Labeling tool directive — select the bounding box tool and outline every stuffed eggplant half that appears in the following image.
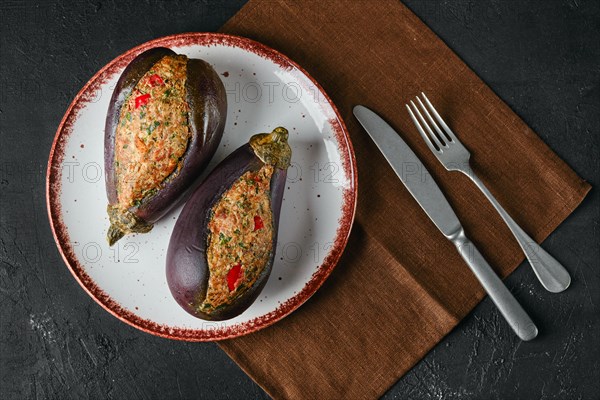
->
[166,127,291,320]
[105,47,226,245]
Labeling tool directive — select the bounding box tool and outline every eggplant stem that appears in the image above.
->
[106,205,153,246]
[107,225,126,247]
[249,127,291,169]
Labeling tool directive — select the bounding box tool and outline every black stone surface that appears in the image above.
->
[0,1,598,399]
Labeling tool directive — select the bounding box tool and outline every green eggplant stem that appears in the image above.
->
[249,127,291,169]
[106,205,153,246]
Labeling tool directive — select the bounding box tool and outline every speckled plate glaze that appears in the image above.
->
[47,33,357,341]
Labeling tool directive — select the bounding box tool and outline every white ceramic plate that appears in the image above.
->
[47,33,357,341]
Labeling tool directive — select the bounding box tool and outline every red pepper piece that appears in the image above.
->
[253,215,264,231]
[149,74,164,87]
[227,264,243,292]
[135,93,151,109]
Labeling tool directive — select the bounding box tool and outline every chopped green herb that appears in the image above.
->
[147,120,160,135]
[218,232,232,246]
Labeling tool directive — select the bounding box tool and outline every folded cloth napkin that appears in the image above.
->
[218,1,591,398]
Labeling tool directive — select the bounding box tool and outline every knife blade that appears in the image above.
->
[353,105,538,341]
[353,105,461,238]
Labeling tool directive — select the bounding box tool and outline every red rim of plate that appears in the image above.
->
[46,32,358,341]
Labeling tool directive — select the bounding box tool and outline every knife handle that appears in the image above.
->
[450,229,538,341]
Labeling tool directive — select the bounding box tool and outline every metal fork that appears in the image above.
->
[406,92,571,293]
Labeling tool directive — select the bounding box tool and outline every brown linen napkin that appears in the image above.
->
[218,1,591,398]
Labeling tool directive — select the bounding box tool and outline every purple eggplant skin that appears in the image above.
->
[166,128,290,321]
[104,48,227,245]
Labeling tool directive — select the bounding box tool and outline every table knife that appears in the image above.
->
[353,105,538,341]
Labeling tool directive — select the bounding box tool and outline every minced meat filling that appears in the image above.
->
[201,165,275,313]
[114,54,191,208]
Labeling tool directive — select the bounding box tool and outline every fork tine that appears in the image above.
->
[409,100,445,151]
[405,104,440,153]
[416,96,447,146]
[421,92,458,142]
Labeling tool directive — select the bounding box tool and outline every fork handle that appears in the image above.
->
[466,170,571,293]
[450,229,538,341]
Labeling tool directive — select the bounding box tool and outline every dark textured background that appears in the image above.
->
[0,1,598,399]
